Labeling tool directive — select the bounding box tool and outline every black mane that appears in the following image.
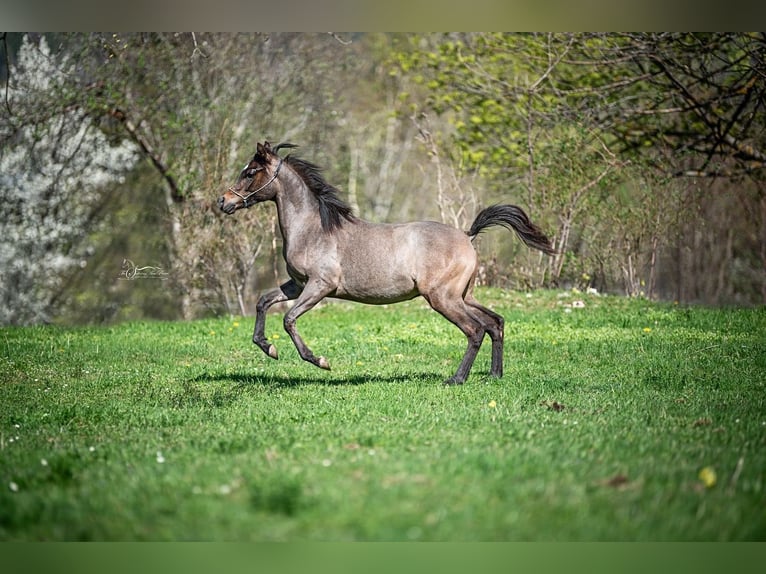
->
[285,155,356,232]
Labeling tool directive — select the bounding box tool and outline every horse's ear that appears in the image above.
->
[255,142,268,163]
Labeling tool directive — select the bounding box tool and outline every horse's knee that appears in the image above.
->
[283,313,297,334]
[256,293,278,315]
[256,298,269,314]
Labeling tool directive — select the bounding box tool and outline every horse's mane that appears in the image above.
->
[284,155,356,232]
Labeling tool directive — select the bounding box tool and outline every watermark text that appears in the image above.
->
[118,259,170,280]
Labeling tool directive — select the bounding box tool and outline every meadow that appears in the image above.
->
[1,289,764,540]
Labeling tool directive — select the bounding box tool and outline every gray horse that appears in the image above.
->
[218,141,555,384]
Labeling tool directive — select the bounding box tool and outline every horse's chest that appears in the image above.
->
[283,239,337,284]
[282,244,308,282]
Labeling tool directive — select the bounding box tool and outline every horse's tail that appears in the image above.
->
[467,204,557,255]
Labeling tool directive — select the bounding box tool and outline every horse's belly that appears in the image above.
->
[335,272,419,304]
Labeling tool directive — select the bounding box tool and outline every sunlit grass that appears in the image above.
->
[1,289,765,540]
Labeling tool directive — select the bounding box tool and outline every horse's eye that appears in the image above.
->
[246,167,263,177]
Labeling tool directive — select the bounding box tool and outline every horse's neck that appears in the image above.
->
[274,170,322,242]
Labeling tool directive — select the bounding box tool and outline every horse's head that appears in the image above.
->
[218,141,293,214]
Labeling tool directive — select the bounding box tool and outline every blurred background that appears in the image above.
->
[1,32,765,325]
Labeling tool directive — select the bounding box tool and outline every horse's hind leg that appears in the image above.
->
[253,279,302,360]
[465,294,505,378]
[425,291,487,385]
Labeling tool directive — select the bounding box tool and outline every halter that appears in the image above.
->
[228,157,284,208]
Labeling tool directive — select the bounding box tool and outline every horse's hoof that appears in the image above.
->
[268,344,279,360]
[442,377,464,386]
[318,356,331,370]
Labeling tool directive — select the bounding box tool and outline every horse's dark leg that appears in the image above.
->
[447,331,485,385]
[252,280,302,360]
[282,280,334,371]
[465,295,505,378]
[425,293,487,385]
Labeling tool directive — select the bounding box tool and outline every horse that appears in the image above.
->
[218,141,555,385]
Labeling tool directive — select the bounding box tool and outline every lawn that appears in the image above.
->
[1,288,764,540]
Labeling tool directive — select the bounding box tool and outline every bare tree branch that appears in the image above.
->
[109,107,183,203]
[1,33,12,117]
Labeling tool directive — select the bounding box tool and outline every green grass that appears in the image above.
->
[1,289,765,540]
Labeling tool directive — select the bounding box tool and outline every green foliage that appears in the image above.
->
[393,33,766,301]
[1,290,764,540]
[395,34,582,181]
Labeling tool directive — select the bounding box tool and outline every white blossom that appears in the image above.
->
[0,35,138,324]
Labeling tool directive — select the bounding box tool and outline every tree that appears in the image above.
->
[395,33,766,301]
[569,33,766,301]
[0,35,138,324]
[576,33,766,179]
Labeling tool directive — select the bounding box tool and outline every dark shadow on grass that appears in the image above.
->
[188,370,438,389]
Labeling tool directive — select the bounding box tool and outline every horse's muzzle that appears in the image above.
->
[218,196,237,215]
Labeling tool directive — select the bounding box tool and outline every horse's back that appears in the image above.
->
[350,219,474,265]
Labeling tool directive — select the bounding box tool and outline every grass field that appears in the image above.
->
[1,288,764,540]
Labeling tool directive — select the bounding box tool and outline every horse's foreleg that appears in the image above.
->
[253,280,302,360]
[283,280,334,371]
